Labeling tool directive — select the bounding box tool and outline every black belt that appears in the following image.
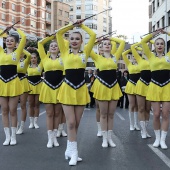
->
[28,75,42,86]
[139,70,151,86]
[0,65,18,83]
[97,69,117,88]
[151,70,170,87]
[18,73,27,80]
[64,68,85,89]
[44,70,63,90]
[129,73,140,85]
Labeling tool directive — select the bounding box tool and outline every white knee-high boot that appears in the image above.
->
[53,129,59,147]
[61,123,67,137]
[102,131,108,148]
[68,141,78,166]
[107,130,116,147]
[65,140,82,162]
[34,117,39,129]
[97,122,102,137]
[10,127,17,145]
[134,112,140,130]
[129,112,134,131]
[47,130,53,148]
[3,127,10,146]
[153,130,160,147]
[145,120,151,138]
[29,117,34,129]
[160,131,168,149]
[16,121,25,135]
[140,121,147,139]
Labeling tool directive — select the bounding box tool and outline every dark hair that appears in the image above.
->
[31,52,37,57]
[50,40,57,46]
[7,32,20,43]
[101,39,112,48]
[71,31,83,40]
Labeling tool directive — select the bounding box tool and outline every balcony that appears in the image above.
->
[46,6,51,13]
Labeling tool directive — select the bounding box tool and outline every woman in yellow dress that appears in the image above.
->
[16,49,31,135]
[27,53,43,129]
[90,37,125,148]
[131,43,151,139]
[0,27,26,145]
[38,35,64,148]
[56,21,96,166]
[123,49,140,131]
[141,29,170,149]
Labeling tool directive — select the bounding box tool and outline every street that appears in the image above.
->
[0,104,170,170]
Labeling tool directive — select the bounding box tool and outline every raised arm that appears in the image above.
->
[15,29,26,58]
[89,49,100,62]
[38,35,55,60]
[131,42,142,63]
[56,24,74,54]
[111,40,117,55]
[23,49,31,67]
[80,24,96,57]
[122,49,131,66]
[110,37,125,60]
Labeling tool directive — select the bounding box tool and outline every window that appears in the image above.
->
[69,15,73,20]
[85,14,97,20]
[162,16,165,27]
[59,9,62,15]
[42,23,45,29]
[157,21,159,28]
[1,14,5,21]
[2,1,5,8]
[65,21,69,25]
[12,16,15,23]
[77,6,81,10]
[22,6,25,13]
[157,0,159,7]
[86,24,97,30]
[76,15,81,19]
[59,20,62,26]
[21,18,25,25]
[65,11,69,18]
[31,21,36,27]
[31,0,37,5]
[168,11,170,26]
[70,6,73,11]
[12,4,16,11]
[42,11,45,18]
[152,25,155,31]
[42,0,45,7]
[152,1,155,13]
[103,26,107,32]
[103,18,107,23]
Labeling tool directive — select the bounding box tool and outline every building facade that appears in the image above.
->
[149,0,170,51]
[0,0,69,38]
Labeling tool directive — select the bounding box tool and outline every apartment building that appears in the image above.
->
[0,0,69,38]
[149,0,170,51]
[63,0,112,68]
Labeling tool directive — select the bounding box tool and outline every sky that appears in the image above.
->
[111,0,149,44]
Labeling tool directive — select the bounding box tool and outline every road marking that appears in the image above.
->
[39,111,46,116]
[148,144,170,168]
[115,112,125,120]
[0,107,21,116]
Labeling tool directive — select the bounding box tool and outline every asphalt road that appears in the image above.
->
[0,104,170,170]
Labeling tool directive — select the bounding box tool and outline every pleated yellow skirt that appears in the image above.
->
[92,79,122,101]
[0,77,23,97]
[39,83,60,104]
[57,82,90,105]
[146,82,170,101]
[135,80,149,97]
[20,78,31,93]
[29,82,42,95]
[90,79,97,93]
[125,81,136,95]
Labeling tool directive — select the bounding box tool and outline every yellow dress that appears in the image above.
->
[123,49,140,95]
[90,38,125,101]
[131,43,151,97]
[90,40,117,94]
[17,49,31,93]
[27,63,43,95]
[0,29,26,97]
[141,34,170,101]
[56,24,96,105]
[38,35,64,104]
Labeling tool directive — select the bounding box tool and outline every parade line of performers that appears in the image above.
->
[0,20,170,166]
